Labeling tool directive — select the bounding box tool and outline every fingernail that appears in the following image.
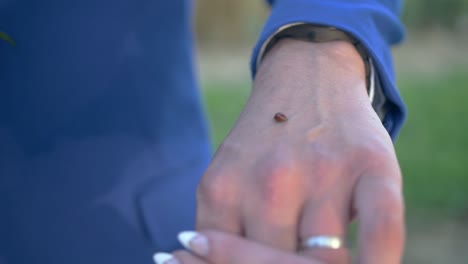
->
[178,231,210,256]
[153,252,180,264]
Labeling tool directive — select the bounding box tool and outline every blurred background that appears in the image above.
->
[195,1,468,263]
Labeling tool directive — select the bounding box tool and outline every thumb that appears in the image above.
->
[175,230,321,264]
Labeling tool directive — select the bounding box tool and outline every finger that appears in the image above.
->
[153,250,207,264]
[242,162,304,250]
[299,194,351,264]
[196,167,242,234]
[177,230,321,264]
[173,250,207,264]
[153,250,209,264]
[354,175,405,264]
[242,203,300,251]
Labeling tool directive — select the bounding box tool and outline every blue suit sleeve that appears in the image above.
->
[252,0,406,139]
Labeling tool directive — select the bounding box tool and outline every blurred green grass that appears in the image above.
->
[202,71,468,215]
[398,71,468,215]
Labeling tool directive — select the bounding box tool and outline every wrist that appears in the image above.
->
[252,39,370,117]
[259,38,366,84]
[227,39,386,148]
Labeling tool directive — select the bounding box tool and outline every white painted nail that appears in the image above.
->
[178,231,210,256]
[178,231,199,249]
[153,252,179,264]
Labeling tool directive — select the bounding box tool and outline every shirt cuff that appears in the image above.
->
[250,1,406,140]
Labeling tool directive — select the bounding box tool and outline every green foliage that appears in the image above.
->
[397,71,468,215]
[202,82,249,147]
[0,31,15,46]
[402,0,468,29]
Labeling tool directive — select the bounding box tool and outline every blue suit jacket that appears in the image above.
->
[0,1,404,263]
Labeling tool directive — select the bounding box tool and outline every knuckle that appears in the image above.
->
[367,138,395,158]
[352,137,400,172]
[197,170,237,207]
[254,155,303,207]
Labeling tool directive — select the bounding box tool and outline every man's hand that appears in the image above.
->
[196,39,404,263]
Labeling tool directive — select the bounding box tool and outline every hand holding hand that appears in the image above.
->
[195,40,404,263]
[154,230,323,264]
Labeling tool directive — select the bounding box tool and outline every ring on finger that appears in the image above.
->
[301,235,345,250]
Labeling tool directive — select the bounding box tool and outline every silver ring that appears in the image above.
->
[301,235,345,250]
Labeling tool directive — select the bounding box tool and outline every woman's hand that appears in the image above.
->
[154,230,328,264]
